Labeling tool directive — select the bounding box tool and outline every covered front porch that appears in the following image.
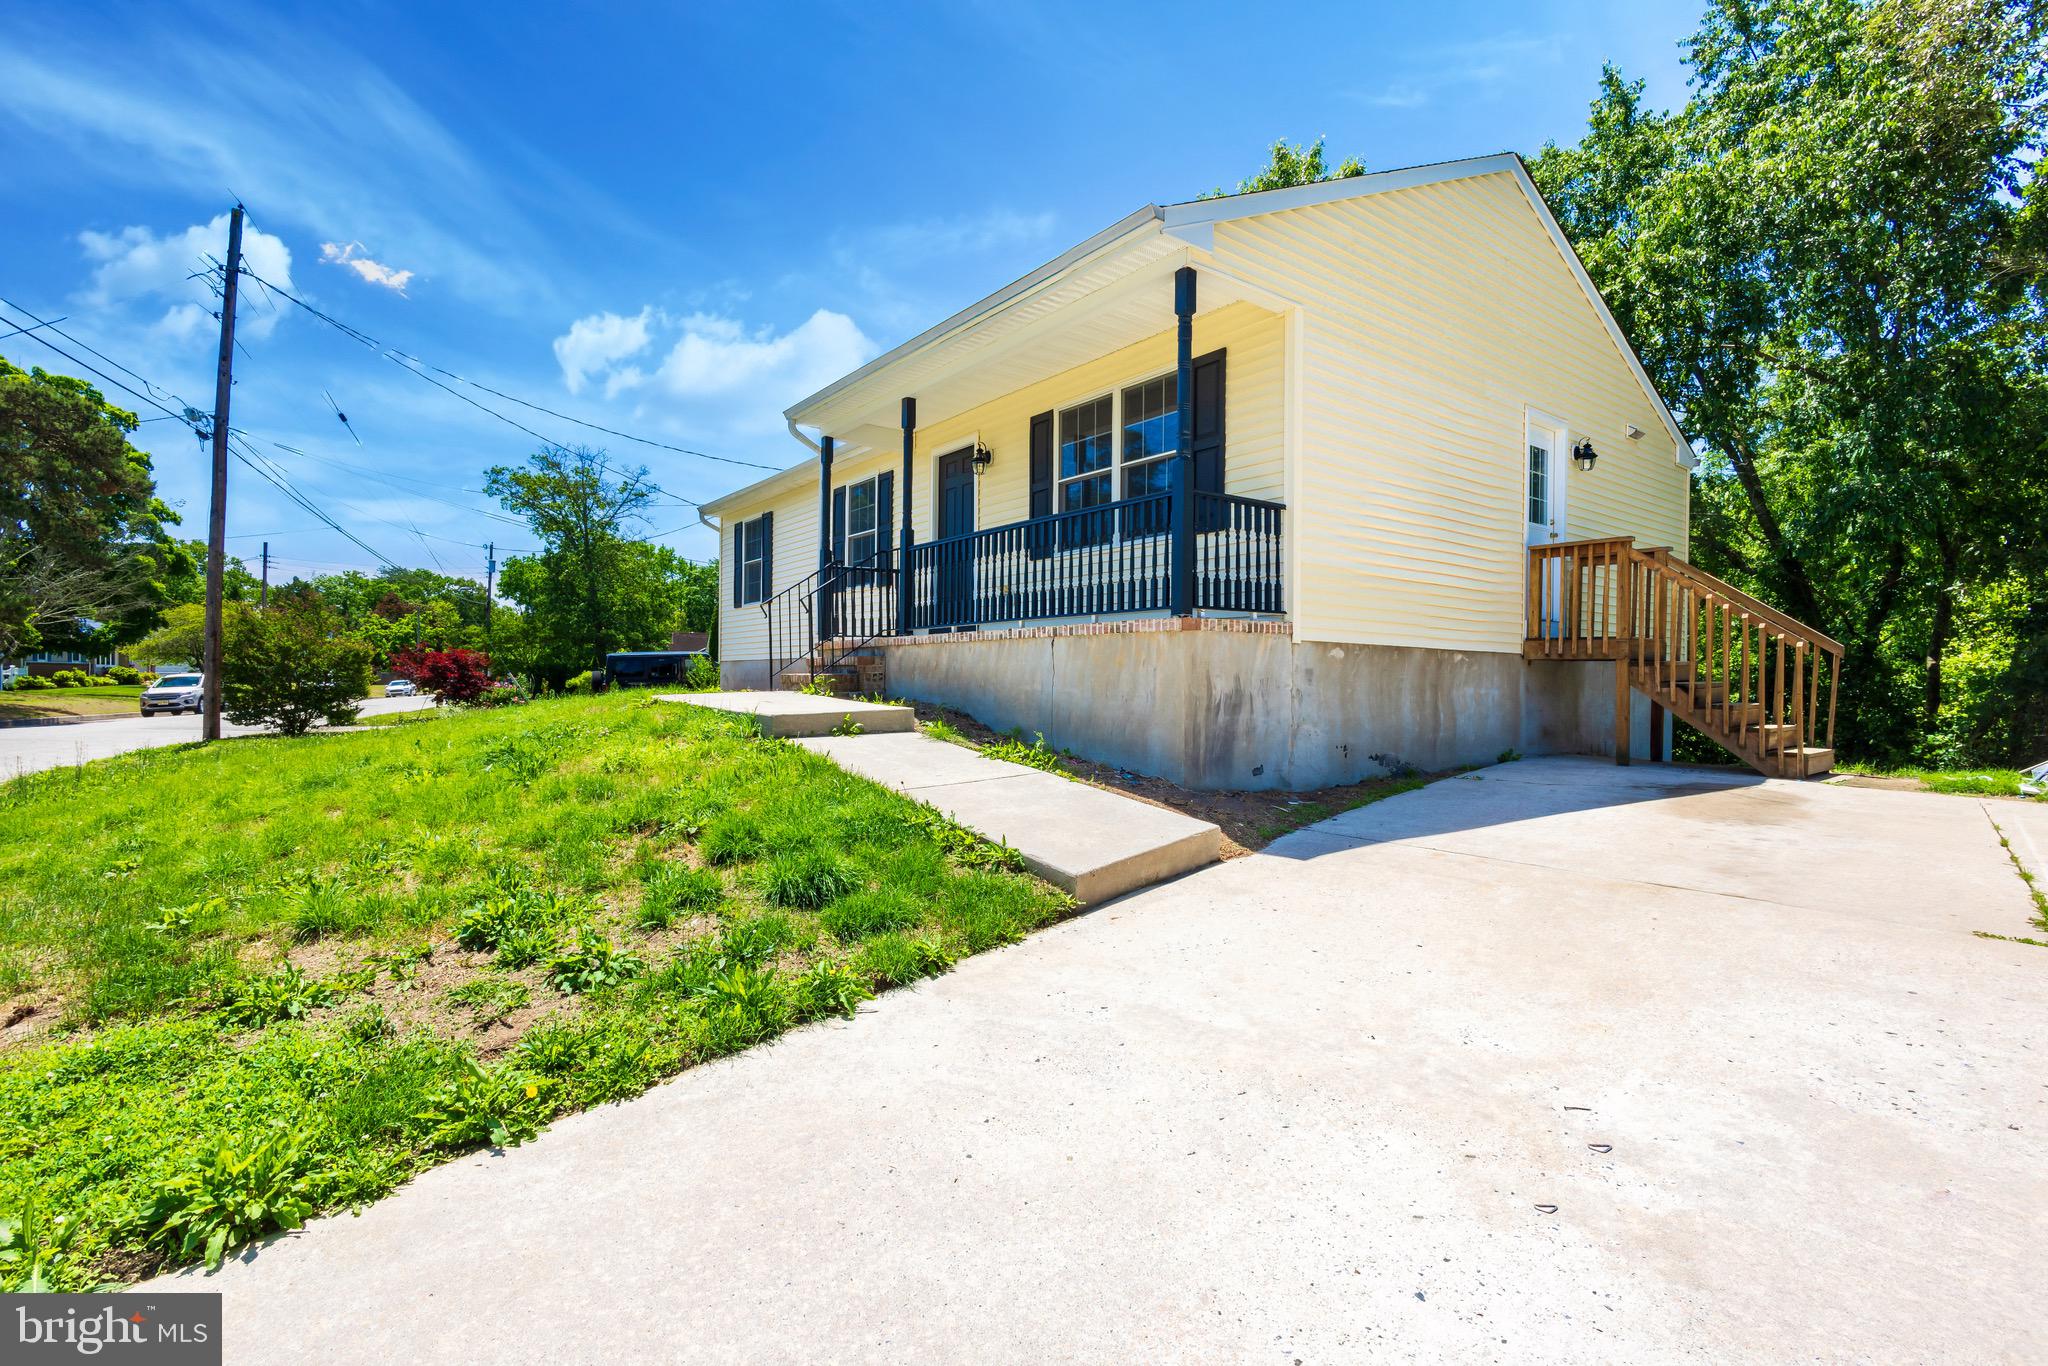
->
[769,235,1296,685]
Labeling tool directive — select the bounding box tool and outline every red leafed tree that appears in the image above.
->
[390,647,492,704]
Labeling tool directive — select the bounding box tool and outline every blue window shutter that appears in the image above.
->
[831,486,847,567]
[875,471,894,571]
[1028,410,1054,560]
[731,520,742,607]
[759,510,773,601]
[1191,349,1226,530]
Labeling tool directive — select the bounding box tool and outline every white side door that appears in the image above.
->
[1525,412,1568,634]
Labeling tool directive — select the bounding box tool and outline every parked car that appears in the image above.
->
[140,674,205,716]
[385,678,418,697]
[602,650,705,689]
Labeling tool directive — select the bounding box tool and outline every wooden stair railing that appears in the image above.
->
[1525,536,1842,779]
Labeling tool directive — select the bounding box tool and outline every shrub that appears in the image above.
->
[391,647,494,705]
[11,675,53,690]
[104,665,145,686]
[761,848,859,909]
[685,654,719,690]
[221,599,374,736]
[145,1127,317,1269]
[545,929,645,995]
[49,670,92,688]
[470,683,528,708]
[564,670,594,695]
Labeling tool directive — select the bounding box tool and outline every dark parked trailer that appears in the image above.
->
[602,651,702,689]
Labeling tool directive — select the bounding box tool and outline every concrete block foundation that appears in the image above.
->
[867,618,1659,791]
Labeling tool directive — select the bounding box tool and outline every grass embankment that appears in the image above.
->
[1833,762,2040,798]
[0,693,1068,1287]
[0,685,142,721]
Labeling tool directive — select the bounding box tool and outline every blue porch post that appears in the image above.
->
[897,397,916,635]
[1170,266,1197,617]
[815,435,836,645]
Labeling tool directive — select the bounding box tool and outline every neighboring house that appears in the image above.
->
[12,648,138,677]
[703,154,1839,789]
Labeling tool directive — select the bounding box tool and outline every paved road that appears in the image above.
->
[159,759,2046,1363]
[0,695,435,779]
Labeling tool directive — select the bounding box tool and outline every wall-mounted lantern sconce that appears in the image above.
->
[971,441,995,475]
[1572,439,1599,473]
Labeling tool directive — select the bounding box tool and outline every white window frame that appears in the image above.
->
[1055,393,1115,514]
[738,516,767,605]
[1118,369,1180,499]
[844,474,880,567]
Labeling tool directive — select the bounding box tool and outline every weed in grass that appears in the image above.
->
[761,848,860,909]
[820,888,921,941]
[852,933,957,988]
[983,730,1067,774]
[635,864,723,929]
[920,717,965,744]
[898,802,1027,873]
[693,964,788,1051]
[145,1127,317,1269]
[413,1061,551,1150]
[339,1004,394,1044]
[286,875,364,943]
[1496,748,1522,764]
[442,976,531,1025]
[0,1189,85,1293]
[492,924,557,970]
[214,964,338,1030]
[700,813,767,866]
[545,930,645,996]
[789,960,874,1021]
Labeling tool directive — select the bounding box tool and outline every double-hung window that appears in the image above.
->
[845,476,879,569]
[1119,373,1179,498]
[1057,396,1114,546]
[739,516,767,604]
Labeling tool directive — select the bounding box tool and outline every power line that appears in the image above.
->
[233,265,779,475]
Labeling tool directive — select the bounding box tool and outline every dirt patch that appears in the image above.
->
[908,702,1441,857]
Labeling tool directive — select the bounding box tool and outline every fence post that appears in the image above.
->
[1170,266,1196,617]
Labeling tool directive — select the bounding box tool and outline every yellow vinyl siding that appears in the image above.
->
[1204,170,1688,653]
[906,300,1285,538]
[715,476,818,665]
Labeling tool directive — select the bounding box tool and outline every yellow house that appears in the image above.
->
[703,154,1840,789]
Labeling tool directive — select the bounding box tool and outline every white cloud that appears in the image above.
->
[548,307,876,442]
[1350,35,1566,110]
[655,309,874,407]
[320,241,414,293]
[552,307,657,395]
[77,213,294,339]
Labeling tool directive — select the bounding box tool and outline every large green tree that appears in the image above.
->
[1528,0,2048,764]
[486,446,698,684]
[1206,137,1364,199]
[0,358,181,655]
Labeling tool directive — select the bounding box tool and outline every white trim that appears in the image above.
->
[1503,157,1694,467]
[1161,153,1524,227]
[1524,407,1570,545]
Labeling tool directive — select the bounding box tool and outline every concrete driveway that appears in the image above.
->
[162,759,2047,1363]
[0,695,434,779]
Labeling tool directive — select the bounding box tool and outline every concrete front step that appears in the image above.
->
[797,730,1221,905]
[653,690,915,739]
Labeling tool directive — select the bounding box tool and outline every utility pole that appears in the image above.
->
[259,541,270,609]
[202,205,243,742]
[484,542,495,663]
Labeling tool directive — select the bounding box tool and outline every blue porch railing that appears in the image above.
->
[902,489,1282,632]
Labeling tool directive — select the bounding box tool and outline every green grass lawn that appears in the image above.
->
[0,685,143,720]
[1833,762,2040,797]
[0,692,1068,1288]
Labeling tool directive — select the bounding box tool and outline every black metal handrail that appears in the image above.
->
[903,489,1284,630]
[761,547,898,686]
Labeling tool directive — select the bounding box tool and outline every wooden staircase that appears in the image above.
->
[1524,537,1841,778]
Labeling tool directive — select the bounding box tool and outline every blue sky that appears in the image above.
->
[0,0,1701,582]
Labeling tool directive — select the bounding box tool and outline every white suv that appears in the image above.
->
[141,674,205,716]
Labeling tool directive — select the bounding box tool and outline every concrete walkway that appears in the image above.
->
[158,759,2047,1363]
[800,729,1220,903]
[660,692,1220,903]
